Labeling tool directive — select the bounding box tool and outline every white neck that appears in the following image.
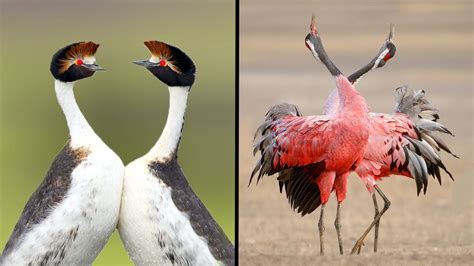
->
[55,80,97,145]
[147,86,190,162]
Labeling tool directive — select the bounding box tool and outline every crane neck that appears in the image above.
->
[319,52,341,77]
[147,86,190,162]
[55,80,97,145]
[347,61,375,85]
[311,34,342,77]
[334,75,367,112]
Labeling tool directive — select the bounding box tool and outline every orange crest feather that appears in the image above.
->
[58,42,100,74]
[143,40,182,74]
[144,41,172,59]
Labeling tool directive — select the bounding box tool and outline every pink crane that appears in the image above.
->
[250,16,371,255]
[304,22,457,255]
[251,16,457,256]
[349,86,457,254]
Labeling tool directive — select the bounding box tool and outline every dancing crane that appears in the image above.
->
[303,19,457,254]
[250,16,371,255]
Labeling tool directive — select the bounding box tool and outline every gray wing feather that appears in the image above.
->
[393,86,457,194]
[250,103,302,185]
[148,160,235,266]
[1,141,87,259]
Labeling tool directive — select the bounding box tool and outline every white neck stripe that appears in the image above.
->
[147,86,190,161]
[55,80,97,145]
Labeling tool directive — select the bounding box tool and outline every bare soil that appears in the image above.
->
[239,0,473,265]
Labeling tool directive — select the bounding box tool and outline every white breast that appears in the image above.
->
[1,144,124,265]
[118,159,218,266]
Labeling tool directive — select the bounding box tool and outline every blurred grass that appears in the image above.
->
[0,0,235,265]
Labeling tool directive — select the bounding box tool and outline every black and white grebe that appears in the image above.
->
[0,42,124,265]
[118,41,234,265]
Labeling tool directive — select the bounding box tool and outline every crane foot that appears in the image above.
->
[350,239,365,255]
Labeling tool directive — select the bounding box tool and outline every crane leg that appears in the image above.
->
[334,202,343,255]
[318,204,326,255]
[373,193,379,252]
[350,185,391,255]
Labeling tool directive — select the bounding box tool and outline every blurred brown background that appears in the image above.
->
[240,0,473,264]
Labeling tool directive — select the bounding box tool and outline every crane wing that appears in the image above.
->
[250,103,335,185]
[356,113,415,176]
[356,112,454,195]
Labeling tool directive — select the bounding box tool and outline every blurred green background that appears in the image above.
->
[0,0,234,264]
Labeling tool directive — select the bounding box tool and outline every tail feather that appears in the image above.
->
[406,138,441,165]
[417,119,454,136]
[394,86,457,159]
[404,147,427,195]
[394,86,438,121]
[423,131,459,158]
[394,86,457,194]
[277,163,324,216]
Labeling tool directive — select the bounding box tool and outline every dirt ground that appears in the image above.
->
[239,0,473,265]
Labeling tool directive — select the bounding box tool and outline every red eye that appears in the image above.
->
[383,53,391,62]
[76,59,83,65]
[159,59,167,67]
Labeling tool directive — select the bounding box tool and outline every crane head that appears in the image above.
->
[50,42,104,82]
[304,14,322,60]
[134,40,196,87]
[373,23,396,69]
[304,15,343,76]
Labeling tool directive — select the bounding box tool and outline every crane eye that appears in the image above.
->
[159,59,167,67]
[75,59,84,65]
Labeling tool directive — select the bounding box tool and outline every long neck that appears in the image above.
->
[55,80,96,142]
[315,36,365,112]
[347,61,375,84]
[334,75,366,113]
[313,35,342,77]
[323,66,368,115]
[319,52,341,77]
[315,43,358,110]
[148,86,190,162]
[348,39,393,84]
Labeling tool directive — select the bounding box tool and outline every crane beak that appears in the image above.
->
[387,23,395,42]
[133,60,157,68]
[310,14,317,35]
[82,63,105,71]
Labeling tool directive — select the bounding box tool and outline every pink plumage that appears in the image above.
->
[250,18,456,256]
[253,74,370,205]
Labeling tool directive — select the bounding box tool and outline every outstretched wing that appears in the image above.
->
[250,103,328,216]
[250,103,335,184]
[277,162,325,216]
[357,110,455,195]
[356,114,421,190]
